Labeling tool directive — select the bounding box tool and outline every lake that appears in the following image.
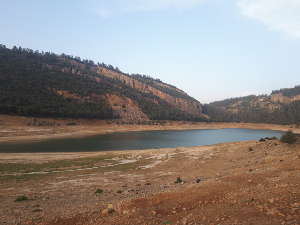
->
[0,128,284,153]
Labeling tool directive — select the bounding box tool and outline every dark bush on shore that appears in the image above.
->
[259,136,278,142]
[280,131,297,144]
[95,189,103,194]
[266,136,278,140]
[175,177,183,184]
[15,195,29,202]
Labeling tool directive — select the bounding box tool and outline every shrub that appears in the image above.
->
[15,195,29,202]
[280,131,297,144]
[175,177,183,184]
[66,122,77,126]
[265,136,278,141]
[95,189,103,194]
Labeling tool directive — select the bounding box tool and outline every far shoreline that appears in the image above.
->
[0,114,299,144]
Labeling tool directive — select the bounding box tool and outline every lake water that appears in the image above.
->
[0,128,284,153]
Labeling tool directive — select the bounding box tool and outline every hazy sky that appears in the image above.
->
[1,0,300,103]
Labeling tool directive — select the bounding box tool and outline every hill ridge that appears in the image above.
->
[0,44,205,122]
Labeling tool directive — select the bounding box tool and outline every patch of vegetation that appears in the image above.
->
[174,177,183,184]
[0,155,152,184]
[0,154,154,185]
[163,221,172,225]
[204,86,300,124]
[265,136,278,140]
[272,85,300,97]
[280,131,297,144]
[15,195,29,202]
[66,122,77,126]
[0,154,115,175]
[95,189,103,194]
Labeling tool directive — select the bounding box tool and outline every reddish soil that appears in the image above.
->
[1,138,299,225]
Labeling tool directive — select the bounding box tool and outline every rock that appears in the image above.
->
[152,210,157,216]
[286,215,293,221]
[101,208,114,216]
[32,208,43,213]
[266,207,283,216]
[107,204,114,209]
[268,198,275,204]
[182,218,188,225]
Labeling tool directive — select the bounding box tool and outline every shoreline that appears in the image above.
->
[0,140,254,163]
[0,118,299,144]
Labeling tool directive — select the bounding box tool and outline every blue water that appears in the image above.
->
[0,128,283,153]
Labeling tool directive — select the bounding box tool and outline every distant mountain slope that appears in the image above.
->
[204,86,300,124]
[0,45,205,121]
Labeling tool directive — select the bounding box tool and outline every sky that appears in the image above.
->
[1,0,300,103]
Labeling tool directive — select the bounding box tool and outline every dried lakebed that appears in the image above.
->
[1,139,299,225]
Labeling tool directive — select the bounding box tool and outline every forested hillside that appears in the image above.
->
[0,45,205,121]
[2,44,300,125]
[204,87,300,124]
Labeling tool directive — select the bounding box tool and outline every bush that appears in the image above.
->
[265,136,278,140]
[280,131,297,144]
[95,189,103,194]
[175,177,183,184]
[15,195,29,202]
[66,122,77,126]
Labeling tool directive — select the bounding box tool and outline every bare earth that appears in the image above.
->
[0,115,300,225]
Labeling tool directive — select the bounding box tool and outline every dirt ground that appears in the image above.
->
[1,137,300,225]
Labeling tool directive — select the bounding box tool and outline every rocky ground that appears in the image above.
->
[1,137,300,225]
